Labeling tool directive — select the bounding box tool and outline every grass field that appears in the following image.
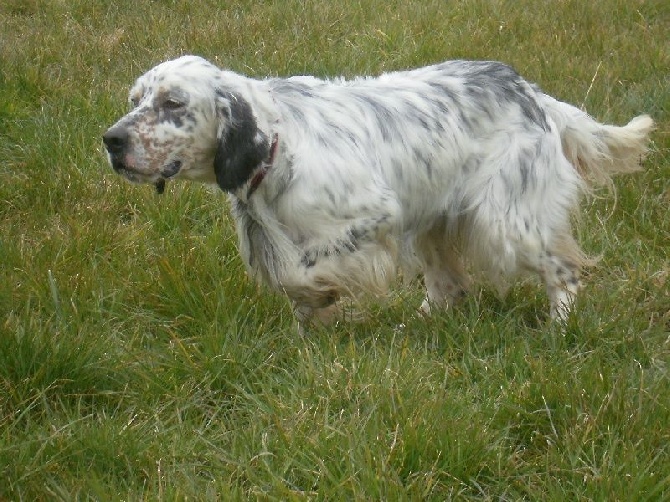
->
[1,0,668,499]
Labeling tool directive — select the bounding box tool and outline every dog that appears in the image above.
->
[103,55,653,326]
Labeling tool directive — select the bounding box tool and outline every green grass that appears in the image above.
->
[1,0,668,499]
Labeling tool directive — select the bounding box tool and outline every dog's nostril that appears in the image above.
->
[103,127,129,153]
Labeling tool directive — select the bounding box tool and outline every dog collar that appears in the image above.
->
[247,134,279,198]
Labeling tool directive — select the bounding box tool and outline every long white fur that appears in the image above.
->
[104,56,654,324]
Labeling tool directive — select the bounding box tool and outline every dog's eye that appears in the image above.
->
[164,98,184,110]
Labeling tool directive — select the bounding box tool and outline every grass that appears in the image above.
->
[1,0,668,499]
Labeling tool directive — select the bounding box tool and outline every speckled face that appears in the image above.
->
[103,56,224,189]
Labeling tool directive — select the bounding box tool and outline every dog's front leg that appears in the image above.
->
[292,302,341,334]
[278,272,342,333]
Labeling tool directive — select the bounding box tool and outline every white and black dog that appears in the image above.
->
[103,55,653,326]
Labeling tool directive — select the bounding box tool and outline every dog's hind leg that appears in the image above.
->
[539,235,586,321]
[415,225,470,316]
[517,230,586,321]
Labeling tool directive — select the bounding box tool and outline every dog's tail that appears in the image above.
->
[542,94,654,188]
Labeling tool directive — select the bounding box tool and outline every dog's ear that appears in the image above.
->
[214,92,269,192]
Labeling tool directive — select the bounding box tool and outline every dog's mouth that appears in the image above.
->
[160,160,182,179]
[155,160,182,194]
[110,157,182,194]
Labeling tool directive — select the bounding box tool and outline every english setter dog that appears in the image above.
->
[103,55,653,326]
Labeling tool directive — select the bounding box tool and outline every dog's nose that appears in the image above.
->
[103,127,129,154]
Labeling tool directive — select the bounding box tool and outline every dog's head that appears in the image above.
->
[103,55,270,194]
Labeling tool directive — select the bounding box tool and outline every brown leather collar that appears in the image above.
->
[247,134,279,198]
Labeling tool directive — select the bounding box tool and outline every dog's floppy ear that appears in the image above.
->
[214,92,269,192]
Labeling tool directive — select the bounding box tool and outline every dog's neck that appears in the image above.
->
[246,133,279,199]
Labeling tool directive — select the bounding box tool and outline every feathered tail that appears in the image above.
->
[541,94,654,188]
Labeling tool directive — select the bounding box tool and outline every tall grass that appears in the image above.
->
[1,0,668,499]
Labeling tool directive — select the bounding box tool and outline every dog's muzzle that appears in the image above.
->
[102,126,130,172]
[103,127,182,193]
